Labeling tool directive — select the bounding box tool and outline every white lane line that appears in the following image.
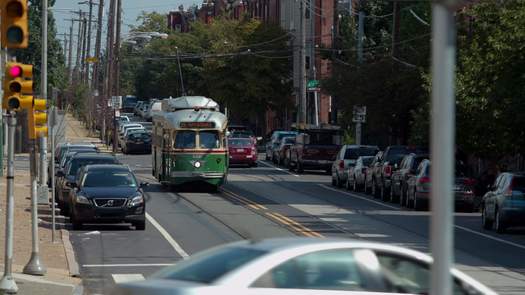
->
[454,225,525,251]
[83,263,174,268]
[112,274,145,284]
[321,185,525,251]
[146,213,189,258]
[257,160,299,177]
[319,184,399,210]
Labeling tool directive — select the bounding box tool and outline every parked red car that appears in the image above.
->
[228,138,257,167]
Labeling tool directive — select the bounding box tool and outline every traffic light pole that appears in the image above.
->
[38,0,49,206]
[23,140,47,276]
[0,113,18,294]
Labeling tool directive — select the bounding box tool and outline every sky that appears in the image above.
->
[53,0,200,43]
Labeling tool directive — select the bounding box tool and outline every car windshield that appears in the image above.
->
[362,157,374,166]
[229,138,252,147]
[307,132,338,145]
[153,247,266,284]
[68,158,118,177]
[277,132,297,140]
[200,131,220,149]
[283,137,295,144]
[128,132,150,140]
[82,171,137,187]
[344,147,378,160]
[175,131,196,149]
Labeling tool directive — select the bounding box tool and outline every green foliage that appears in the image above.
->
[343,129,355,145]
[130,11,170,34]
[121,14,293,128]
[324,1,431,147]
[455,0,525,158]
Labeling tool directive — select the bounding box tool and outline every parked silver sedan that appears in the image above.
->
[112,238,495,295]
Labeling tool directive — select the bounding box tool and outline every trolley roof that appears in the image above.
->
[161,96,219,112]
[154,109,227,130]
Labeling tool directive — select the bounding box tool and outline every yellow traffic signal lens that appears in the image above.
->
[33,98,46,111]
[6,2,23,17]
[8,80,21,92]
[7,97,20,109]
[7,26,23,44]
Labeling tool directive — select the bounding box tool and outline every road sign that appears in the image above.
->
[307,80,320,92]
[86,56,98,63]
[352,105,367,123]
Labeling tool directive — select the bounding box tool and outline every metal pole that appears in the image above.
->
[299,0,307,125]
[75,10,83,80]
[0,114,18,294]
[430,2,456,295]
[357,10,364,64]
[39,0,49,205]
[23,141,47,276]
[86,0,94,86]
[50,89,58,243]
[175,47,186,96]
[356,122,362,145]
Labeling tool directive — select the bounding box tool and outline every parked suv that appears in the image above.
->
[482,172,525,233]
[331,145,379,187]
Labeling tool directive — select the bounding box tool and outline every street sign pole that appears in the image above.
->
[0,114,18,294]
[430,1,457,295]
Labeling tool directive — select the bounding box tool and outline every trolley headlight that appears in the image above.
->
[194,161,201,168]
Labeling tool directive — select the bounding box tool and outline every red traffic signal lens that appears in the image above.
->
[6,2,24,18]
[9,65,22,78]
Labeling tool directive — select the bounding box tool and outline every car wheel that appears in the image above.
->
[400,186,406,207]
[494,209,506,233]
[133,220,146,231]
[372,179,378,198]
[414,192,424,211]
[345,178,351,190]
[481,206,493,230]
[353,178,357,192]
[380,184,387,201]
[297,162,304,174]
[332,175,337,186]
[70,212,82,230]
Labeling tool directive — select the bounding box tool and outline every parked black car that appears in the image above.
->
[122,131,152,154]
[390,153,429,204]
[56,153,119,214]
[69,165,147,230]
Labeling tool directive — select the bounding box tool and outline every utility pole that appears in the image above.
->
[93,0,104,95]
[430,1,458,294]
[106,0,116,148]
[299,0,307,125]
[24,0,48,276]
[81,0,97,86]
[80,16,88,82]
[68,22,74,82]
[175,47,186,96]
[74,10,83,81]
[392,0,401,58]
[112,0,122,153]
[357,2,365,64]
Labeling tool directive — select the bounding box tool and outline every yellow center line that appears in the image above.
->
[221,189,267,210]
[272,212,324,238]
[265,212,315,237]
[222,191,263,210]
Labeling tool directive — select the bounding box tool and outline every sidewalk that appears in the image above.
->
[0,113,106,295]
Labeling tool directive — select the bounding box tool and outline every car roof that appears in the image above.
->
[71,153,115,160]
[67,143,97,148]
[84,164,130,171]
[344,145,379,149]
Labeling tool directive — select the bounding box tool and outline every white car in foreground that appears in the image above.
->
[112,238,495,295]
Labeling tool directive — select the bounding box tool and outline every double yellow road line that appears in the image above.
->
[221,189,323,238]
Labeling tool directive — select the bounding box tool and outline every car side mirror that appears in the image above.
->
[70,182,77,188]
[140,182,149,188]
[56,170,65,177]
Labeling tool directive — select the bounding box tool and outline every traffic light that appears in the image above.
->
[28,98,48,139]
[1,0,29,48]
[2,62,33,111]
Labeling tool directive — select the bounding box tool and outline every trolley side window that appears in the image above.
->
[199,131,220,149]
[174,131,196,149]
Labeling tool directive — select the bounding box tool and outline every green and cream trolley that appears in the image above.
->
[152,96,228,189]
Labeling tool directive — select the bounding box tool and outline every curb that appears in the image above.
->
[61,229,80,277]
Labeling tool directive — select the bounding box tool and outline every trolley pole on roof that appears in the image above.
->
[430,1,458,295]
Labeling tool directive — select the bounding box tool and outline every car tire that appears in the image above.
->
[353,178,357,192]
[414,192,424,211]
[133,220,146,231]
[380,184,387,201]
[400,186,406,207]
[336,175,343,188]
[372,179,378,198]
[70,213,82,230]
[494,209,506,233]
[482,206,493,230]
[297,162,304,174]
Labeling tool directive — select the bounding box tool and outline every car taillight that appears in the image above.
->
[463,178,476,186]
[418,176,431,184]
[384,165,392,176]
[339,160,344,169]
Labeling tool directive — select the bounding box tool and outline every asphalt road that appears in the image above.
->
[69,153,525,295]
